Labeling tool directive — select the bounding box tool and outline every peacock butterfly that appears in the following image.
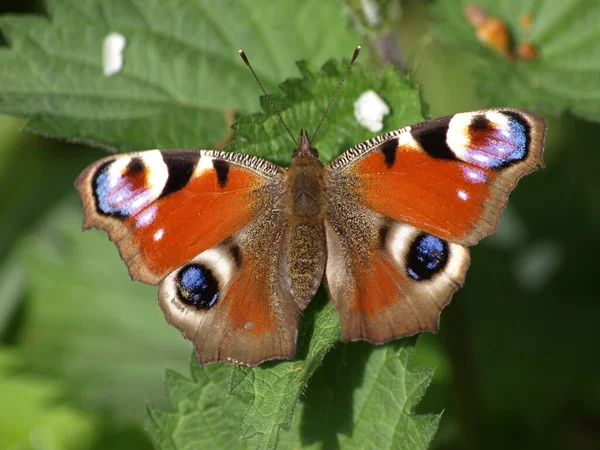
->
[75,48,546,366]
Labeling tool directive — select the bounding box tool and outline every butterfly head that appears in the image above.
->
[293,129,319,160]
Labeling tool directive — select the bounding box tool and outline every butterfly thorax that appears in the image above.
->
[285,132,325,220]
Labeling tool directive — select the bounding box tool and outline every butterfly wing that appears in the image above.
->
[326,108,545,246]
[77,149,320,365]
[158,205,314,366]
[325,202,470,342]
[324,108,545,342]
[76,149,285,284]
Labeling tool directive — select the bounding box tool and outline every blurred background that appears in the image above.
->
[0,0,599,449]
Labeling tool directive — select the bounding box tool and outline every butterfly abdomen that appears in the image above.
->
[281,221,326,308]
[280,150,327,306]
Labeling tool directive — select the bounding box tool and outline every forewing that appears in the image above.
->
[76,149,285,284]
[325,108,545,246]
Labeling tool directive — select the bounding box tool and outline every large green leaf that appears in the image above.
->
[433,0,600,122]
[0,0,360,151]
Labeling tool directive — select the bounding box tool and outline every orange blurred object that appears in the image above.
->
[465,5,513,58]
[517,42,538,60]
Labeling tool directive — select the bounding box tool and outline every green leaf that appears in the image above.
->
[433,0,600,122]
[279,338,440,450]
[146,357,250,450]
[148,60,429,449]
[13,199,190,420]
[0,0,360,151]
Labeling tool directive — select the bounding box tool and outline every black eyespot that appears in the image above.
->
[176,264,220,309]
[406,233,449,281]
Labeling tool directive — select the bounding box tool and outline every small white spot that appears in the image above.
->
[462,167,487,183]
[457,189,469,201]
[103,32,126,77]
[135,206,157,228]
[153,229,164,241]
[353,90,390,133]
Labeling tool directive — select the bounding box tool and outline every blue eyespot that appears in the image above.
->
[92,158,153,218]
[469,113,528,169]
[176,264,220,309]
[406,234,449,281]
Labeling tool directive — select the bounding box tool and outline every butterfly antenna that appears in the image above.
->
[311,46,361,142]
[239,50,298,147]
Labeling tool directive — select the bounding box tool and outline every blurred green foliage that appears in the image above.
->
[0,0,599,449]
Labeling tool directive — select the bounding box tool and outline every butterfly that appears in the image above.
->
[75,51,546,366]
[75,107,545,366]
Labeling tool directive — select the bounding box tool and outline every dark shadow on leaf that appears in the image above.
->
[298,340,374,449]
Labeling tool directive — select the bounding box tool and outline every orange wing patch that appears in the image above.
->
[352,145,496,242]
[128,164,265,279]
[224,267,276,336]
[350,255,401,318]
